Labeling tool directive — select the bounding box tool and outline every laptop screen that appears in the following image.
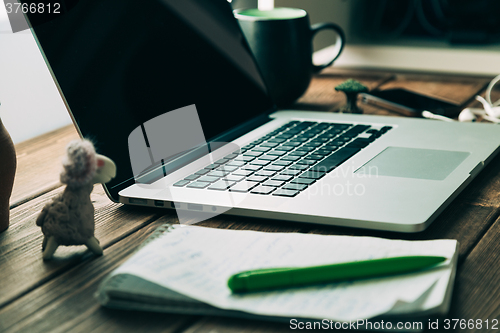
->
[27,0,275,201]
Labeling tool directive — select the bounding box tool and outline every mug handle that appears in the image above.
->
[310,22,345,73]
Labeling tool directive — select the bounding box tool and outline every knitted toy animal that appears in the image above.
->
[36,139,116,260]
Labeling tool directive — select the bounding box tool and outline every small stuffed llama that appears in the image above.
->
[36,139,116,260]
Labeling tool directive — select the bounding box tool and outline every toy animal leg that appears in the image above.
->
[42,236,47,251]
[85,237,103,256]
[42,237,59,260]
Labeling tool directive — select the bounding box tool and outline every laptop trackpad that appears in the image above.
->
[356,147,470,180]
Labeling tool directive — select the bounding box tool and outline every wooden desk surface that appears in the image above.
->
[1,69,500,332]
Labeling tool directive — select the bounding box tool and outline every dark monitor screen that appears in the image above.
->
[26,0,275,201]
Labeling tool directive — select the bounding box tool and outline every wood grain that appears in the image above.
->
[10,125,79,208]
[0,185,173,308]
[0,215,193,333]
[294,69,394,112]
[448,216,500,330]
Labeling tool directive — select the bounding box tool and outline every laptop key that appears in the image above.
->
[250,159,271,166]
[208,180,236,190]
[215,158,228,165]
[253,146,272,152]
[281,155,301,161]
[288,150,308,157]
[273,189,300,197]
[346,139,371,149]
[242,155,256,162]
[289,164,309,171]
[264,164,285,171]
[267,150,287,156]
[229,181,259,192]
[272,175,293,181]
[282,183,308,191]
[187,181,210,189]
[227,160,245,167]
[259,155,279,161]
[184,174,200,181]
[233,169,254,177]
[198,176,220,183]
[263,180,285,187]
[310,148,361,173]
[224,174,245,182]
[306,154,325,161]
[251,186,276,195]
[245,151,263,157]
[281,169,303,176]
[208,170,230,177]
[291,178,315,185]
[261,142,279,148]
[281,141,302,147]
[316,148,336,156]
[380,126,392,133]
[173,180,190,187]
[243,164,262,171]
[194,169,211,175]
[273,160,293,166]
[299,171,326,180]
[247,175,268,182]
[342,125,370,138]
[274,145,294,151]
[224,153,239,159]
[205,164,219,169]
[255,170,277,177]
[219,165,238,172]
[296,159,317,166]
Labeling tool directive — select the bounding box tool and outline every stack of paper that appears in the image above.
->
[96,224,458,323]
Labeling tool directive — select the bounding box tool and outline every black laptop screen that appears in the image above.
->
[27,0,275,201]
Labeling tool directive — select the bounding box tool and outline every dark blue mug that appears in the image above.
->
[234,7,345,107]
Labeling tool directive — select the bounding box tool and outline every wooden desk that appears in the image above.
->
[1,69,500,332]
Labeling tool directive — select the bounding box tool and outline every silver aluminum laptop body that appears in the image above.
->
[120,110,500,232]
[27,0,500,232]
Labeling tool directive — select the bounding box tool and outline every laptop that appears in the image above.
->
[27,0,500,232]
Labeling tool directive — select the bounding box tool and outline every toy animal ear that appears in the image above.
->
[97,159,105,168]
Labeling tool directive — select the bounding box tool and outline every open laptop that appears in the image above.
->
[27,0,500,232]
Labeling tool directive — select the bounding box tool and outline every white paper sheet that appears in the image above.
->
[112,225,457,321]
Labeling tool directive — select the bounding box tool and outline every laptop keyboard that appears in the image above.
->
[173,121,392,197]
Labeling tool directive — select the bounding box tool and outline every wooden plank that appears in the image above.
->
[0,185,175,308]
[197,214,307,233]
[460,151,500,207]
[448,216,500,329]
[0,216,195,333]
[10,125,79,208]
[306,203,498,263]
[294,69,394,112]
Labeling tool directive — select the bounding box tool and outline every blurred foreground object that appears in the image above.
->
[0,112,16,233]
[36,139,116,260]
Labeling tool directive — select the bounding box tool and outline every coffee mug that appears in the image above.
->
[234,7,345,107]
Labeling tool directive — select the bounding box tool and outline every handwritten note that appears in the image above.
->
[111,225,457,321]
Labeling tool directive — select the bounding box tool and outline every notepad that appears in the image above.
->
[96,224,458,322]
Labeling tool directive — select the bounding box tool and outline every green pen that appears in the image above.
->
[227,256,447,293]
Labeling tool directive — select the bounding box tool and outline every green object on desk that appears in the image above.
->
[228,256,447,293]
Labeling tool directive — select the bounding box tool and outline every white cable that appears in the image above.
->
[422,110,455,122]
[485,74,500,106]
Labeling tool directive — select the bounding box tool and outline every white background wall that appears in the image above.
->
[0,3,72,144]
